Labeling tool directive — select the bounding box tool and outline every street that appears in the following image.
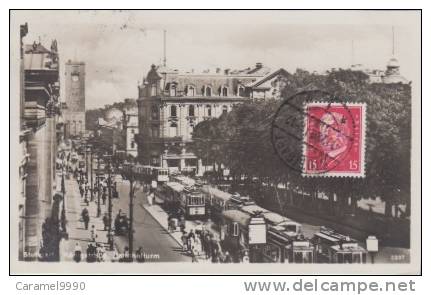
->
[111,176,190,262]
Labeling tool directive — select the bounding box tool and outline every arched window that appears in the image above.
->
[221,86,228,96]
[222,105,228,115]
[187,85,195,96]
[151,105,158,120]
[131,141,135,149]
[151,126,159,138]
[205,86,212,96]
[170,105,177,117]
[206,105,212,117]
[170,84,176,96]
[237,85,245,96]
[188,105,195,117]
[151,83,158,96]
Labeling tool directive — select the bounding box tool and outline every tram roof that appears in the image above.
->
[165,182,184,192]
[202,185,232,201]
[174,175,196,186]
[263,212,296,226]
[222,210,251,227]
[240,204,269,215]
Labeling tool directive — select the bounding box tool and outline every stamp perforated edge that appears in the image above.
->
[301,101,367,178]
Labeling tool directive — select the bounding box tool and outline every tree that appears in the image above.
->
[190,69,412,218]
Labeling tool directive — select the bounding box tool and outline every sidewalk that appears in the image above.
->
[59,175,118,262]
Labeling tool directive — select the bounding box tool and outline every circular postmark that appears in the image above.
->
[270,90,357,175]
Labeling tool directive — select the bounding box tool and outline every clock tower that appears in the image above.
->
[64,59,86,137]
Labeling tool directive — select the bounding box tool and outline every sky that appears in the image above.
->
[12,10,421,109]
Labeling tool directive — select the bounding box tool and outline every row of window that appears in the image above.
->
[151,83,246,97]
[151,104,229,119]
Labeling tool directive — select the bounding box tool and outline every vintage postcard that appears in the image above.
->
[9,10,421,274]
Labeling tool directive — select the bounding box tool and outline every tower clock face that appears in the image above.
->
[72,75,79,82]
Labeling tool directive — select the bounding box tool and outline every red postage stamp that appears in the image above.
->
[303,102,366,177]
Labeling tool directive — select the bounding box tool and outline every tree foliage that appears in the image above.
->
[190,69,411,217]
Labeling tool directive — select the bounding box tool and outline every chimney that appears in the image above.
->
[256,62,263,69]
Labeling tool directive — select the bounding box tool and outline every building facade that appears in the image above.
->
[19,27,62,261]
[352,56,409,84]
[64,60,86,137]
[123,105,138,158]
[136,63,289,174]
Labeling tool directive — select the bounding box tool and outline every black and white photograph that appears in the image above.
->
[9,9,421,274]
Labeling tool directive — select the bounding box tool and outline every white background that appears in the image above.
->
[2,1,428,294]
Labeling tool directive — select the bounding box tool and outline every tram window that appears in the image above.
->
[346,253,353,263]
[233,222,239,236]
[337,253,344,263]
[294,251,303,263]
[353,253,362,263]
[362,253,367,263]
[303,252,313,263]
[285,224,298,233]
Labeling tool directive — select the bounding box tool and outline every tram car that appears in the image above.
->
[201,185,236,224]
[239,204,302,235]
[263,226,315,263]
[312,227,367,263]
[156,181,183,214]
[158,181,206,220]
[121,164,169,183]
[220,209,253,262]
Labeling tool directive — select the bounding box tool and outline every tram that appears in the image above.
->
[158,181,206,220]
[312,227,367,263]
[201,185,236,223]
[239,204,302,235]
[263,226,315,263]
[121,163,169,183]
[220,209,253,262]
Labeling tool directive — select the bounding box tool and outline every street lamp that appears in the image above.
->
[122,162,137,262]
[88,145,94,202]
[96,153,101,217]
[105,154,114,251]
[60,159,67,234]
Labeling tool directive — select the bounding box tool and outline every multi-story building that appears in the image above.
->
[64,60,86,137]
[136,63,289,174]
[19,28,62,261]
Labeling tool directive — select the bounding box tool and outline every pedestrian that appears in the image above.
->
[194,235,202,255]
[90,225,97,242]
[147,190,154,206]
[136,247,145,263]
[73,242,82,263]
[224,251,232,263]
[79,185,84,199]
[181,231,188,252]
[102,189,107,205]
[96,243,106,262]
[86,243,97,263]
[103,213,110,231]
[191,246,199,263]
[81,208,90,230]
[187,230,195,252]
[242,251,250,263]
[167,215,172,232]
